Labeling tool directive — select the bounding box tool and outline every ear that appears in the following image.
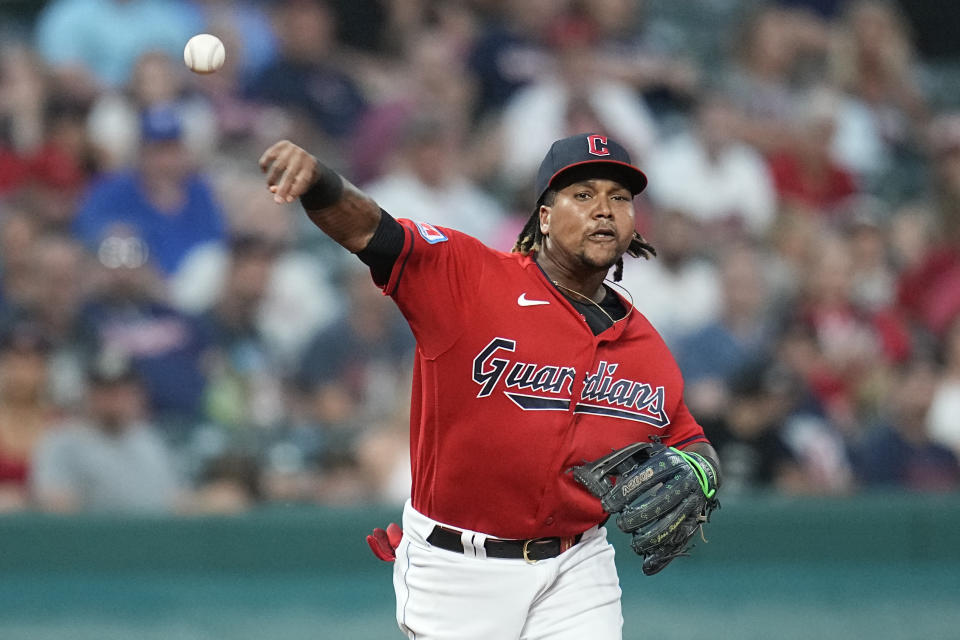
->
[539,204,550,235]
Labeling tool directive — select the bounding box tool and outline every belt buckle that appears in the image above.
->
[522,538,539,564]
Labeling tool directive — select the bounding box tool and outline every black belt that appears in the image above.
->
[426,525,583,563]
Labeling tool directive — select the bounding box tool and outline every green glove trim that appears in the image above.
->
[671,448,717,499]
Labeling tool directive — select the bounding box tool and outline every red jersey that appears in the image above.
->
[380,219,709,539]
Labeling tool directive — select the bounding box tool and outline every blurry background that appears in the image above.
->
[0,0,958,638]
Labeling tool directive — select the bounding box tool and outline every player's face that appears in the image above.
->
[540,178,635,273]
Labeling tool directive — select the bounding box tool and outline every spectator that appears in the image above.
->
[0,43,51,195]
[30,354,183,513]
[180,7,275,147]
[87,50,219,171]
[467,0,563,119]
[844,200,897,312]
[645,94,777,239]
[925,113,960,238]
[349,29,477,186]
[767,88,860,217]
[23,95,96,231]
[170,178,340,367]
[0,211,40,320]
[698,362,800,495]
[852,356,960,491]
[792,233,902,431]
[0,325,55,511]
[0,0,955,506]
[827,0,929,187]
[887,203,935,275]
[266,265,413,504]
[0,45,92,223]
[363,117,506,246]
[11,234,88,347]
[579,0,700,116]
[722,5,808,155]
[618,209,722,346]
[295,265,413,429]
[675,242,775,417]
[192,0,278,84]
[495,16,657,195]
[198,235,287,432]
[764,211,828,317]
[33,0,201,92]
[767,322,856,494]
[927,317,960,460]
[73,103,227,277]
[77,230,209,435]
[353,404,411,506]
[245,0,367,144]
[8,235,90,409]
[895,114,960,339]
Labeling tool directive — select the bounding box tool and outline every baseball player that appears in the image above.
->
[260,133,722,639]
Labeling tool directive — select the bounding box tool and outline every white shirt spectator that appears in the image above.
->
[927,380,960,458]
[618,255,722,348]
[88,90,219,170]
[170,242,339,370]
[364,170,506,247]
[498,78,657,193]
[646,132,777,238]
[830,96,890,183]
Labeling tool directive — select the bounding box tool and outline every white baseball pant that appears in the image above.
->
[393,499,623,639]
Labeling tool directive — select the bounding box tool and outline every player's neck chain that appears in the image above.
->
[552,280,616,325]
[551,279,634,326]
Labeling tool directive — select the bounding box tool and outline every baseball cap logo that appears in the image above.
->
[587,135,610,156]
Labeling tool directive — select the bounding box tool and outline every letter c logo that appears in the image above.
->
[587,135,610,156]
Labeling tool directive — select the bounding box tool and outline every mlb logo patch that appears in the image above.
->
[414,221,448,244]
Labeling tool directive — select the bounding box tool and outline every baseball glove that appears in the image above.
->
[571,441,719,576]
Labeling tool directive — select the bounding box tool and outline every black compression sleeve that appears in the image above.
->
[356,209,405,286]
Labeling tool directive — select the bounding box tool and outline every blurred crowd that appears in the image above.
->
[0,0,958,515]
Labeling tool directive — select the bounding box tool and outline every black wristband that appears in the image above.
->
[299,164,344,210]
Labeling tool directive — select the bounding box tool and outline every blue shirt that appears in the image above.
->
[853,423,960,490]
[73,169,226,276]
[79,298,209,422]
[674,321,769,385]
[34,0,202,87]
[245,61,367,138]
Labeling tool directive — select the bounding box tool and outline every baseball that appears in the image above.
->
[183,34,225,74]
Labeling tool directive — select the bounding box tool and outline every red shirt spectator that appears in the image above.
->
[896,245,960,336]
[769,150,858,213]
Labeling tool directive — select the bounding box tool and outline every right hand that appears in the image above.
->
[366,522,403,562]
[258,140,320,204]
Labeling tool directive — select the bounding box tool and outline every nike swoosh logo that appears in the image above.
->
[517,293,550,307]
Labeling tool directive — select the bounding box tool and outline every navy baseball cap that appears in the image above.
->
[535,133,647,204]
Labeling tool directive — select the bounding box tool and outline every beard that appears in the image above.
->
[576,238,628,271]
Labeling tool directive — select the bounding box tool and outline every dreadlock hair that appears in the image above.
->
[512,189,657,282]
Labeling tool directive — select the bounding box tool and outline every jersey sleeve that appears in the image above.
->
[380,219,490,358]
[663,399,710,450]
